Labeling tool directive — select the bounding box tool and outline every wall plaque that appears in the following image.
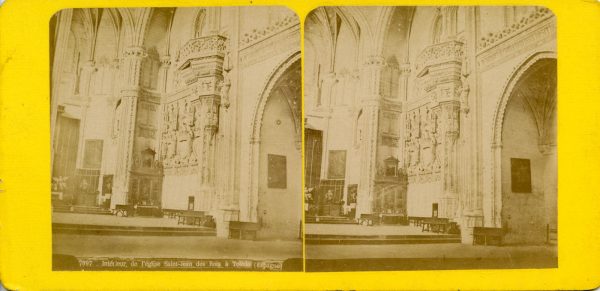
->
[83,139,103,169]
[268,154,287,189]
[511,158,532,193]
[327,150,346,179]
[102,175,113,195]
[347,184,358,205]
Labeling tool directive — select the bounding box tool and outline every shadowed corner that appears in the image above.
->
[282,258,303,272]
[0,280,15,291]
[52,254,80,271]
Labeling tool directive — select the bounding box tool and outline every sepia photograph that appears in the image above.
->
[304,6,557,271]
[50,6,302,271]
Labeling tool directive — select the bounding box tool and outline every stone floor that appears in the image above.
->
[306,242,556,260]
[52,212,189,228]
[305,242,557,271]
[52,212,302,267]
[53,233,302,260]
[305,223,443,236]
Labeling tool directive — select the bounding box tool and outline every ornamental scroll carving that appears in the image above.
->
[478,7,553,50]
[404,106,442,178]
[178,35,227,63]
[415,40,464,75]
[405,40,463,184]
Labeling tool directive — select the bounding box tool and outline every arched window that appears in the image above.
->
[193,9,206,37]
[432,15,443,44]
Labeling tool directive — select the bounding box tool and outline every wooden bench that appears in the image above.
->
[114,204,134,217]
[358,213,380,226]
[473,227,504,245]
[422,218,450,233]
[136,205,162,217]
[228,221,260,240]
[177,210,206,226]
[381,214,408,225]
[408,216,429,227]
[162,208,182,219]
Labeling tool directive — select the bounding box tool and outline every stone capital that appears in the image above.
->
[123,46,147,59]
[399,63,411,75]
[363,55,386,67]
[160,55,172,66]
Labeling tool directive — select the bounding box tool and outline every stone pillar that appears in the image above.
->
[440,101,460,219]
[111,46,146,208]
[491,142,503,227]
[158,56,171,93]
[51,10,74,169]
[460,6,484,243]
[397,63,410,166]
[320,72,336,108]
[75,61,96,168]
[541,145,557,229]
[356,56,385,218]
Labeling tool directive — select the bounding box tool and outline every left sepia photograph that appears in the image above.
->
[50,6,302,271]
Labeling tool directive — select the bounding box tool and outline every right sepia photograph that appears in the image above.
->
[303,6,557,271]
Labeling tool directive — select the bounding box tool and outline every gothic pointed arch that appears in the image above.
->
[490,51,557,229]
[246,51,301,222]
[192,8,206,37]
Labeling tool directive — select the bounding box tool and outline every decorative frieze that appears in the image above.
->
[239,14,299,47]
[478,7,553,50]
[178,35,227,64]
[415,40,464,76]
[477,11,555,70]
[404,105,442,178]
[239,26,300,68]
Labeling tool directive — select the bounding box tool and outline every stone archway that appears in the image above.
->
[246,52,301,239]
[491,52,556,244]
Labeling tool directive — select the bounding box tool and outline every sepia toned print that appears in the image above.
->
[50,7,302,271]
[304,6,557,271]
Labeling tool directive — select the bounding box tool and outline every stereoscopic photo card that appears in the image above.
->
[0,0,599,290]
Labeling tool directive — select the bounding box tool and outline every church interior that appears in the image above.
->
[50,7,302,241]
[304,6,557,245]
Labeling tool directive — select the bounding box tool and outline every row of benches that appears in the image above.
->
[357,214,409,226]
[163,209,261,239]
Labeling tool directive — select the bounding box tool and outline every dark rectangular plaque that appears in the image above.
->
[327,150,346,179]
[83,139,103,169]
[511,158,532,193]
[347,184,358,205]
[102,175,113,195]
[268,154,287,189]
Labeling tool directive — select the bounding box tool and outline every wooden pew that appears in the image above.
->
[114,204,134,217]
[421,217,450,233]
[177,210,206,226]
[380,214,409,225]
[408,216,429,227]
[135,205,162,217]
[162,208,182,219]
[473,227,504,245]
[228,221,260,240]
[358,213,380,226]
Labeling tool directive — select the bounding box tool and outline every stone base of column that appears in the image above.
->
[213,208,240,238]
[109,187,128,210]
[460,211,484,244]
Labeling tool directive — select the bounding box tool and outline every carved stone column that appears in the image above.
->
[356,55,385,217]
[460,6,484,244]
[158,55,171,93]
[397,63,410,166]
[50,9,74,159]
[440,101,460,219]
[320,72,336,108]
[198,95,220,187]
[111,46,146,207]
[75,61,96,168]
